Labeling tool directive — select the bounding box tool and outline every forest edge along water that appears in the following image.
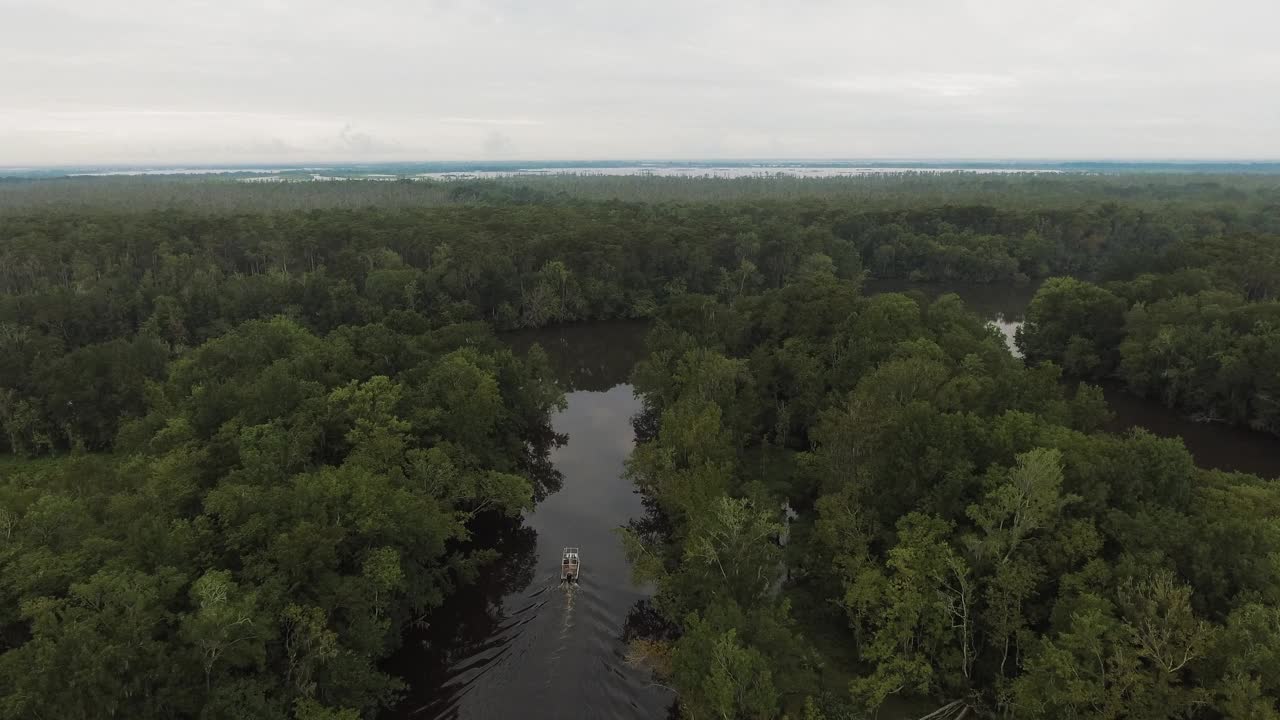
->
[864,280,1280,479]
[383,292,1280,720]
[382,322,670,720]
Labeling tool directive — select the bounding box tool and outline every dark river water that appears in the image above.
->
[384,288,1280,720]
[383,322,671,720]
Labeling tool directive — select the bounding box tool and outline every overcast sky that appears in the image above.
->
[2,0,1278,165]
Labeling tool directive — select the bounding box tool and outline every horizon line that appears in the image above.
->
[8,157,1280,171]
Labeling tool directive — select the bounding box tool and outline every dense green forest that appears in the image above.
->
[622,273,1280,718]
[1018,234,1280,435]
[2,174,1279,718]
[4,176,1280,456]
[0,316,566,717]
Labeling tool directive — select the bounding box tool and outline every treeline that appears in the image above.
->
[3,172,1280,213]
[1018,234,1280,435]
[4,197,1277,454]
[622,272,1280,718]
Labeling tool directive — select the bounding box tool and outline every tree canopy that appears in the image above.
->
[623,271,1280,719]
[2,173,1279,718]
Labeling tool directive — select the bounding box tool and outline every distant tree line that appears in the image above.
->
[3,171,1280,213]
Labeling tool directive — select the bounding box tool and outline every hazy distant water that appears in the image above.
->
[71,168,295,176]
[54,163,1062,180]
[414,165,1061,180]
[15,160,1280,181]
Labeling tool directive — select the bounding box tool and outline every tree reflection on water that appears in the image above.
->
[381,512,541,718]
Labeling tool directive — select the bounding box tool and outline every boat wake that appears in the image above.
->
[402,565,667,720]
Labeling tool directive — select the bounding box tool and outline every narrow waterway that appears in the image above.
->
[385,288,1280,719]
[383,322,671,719]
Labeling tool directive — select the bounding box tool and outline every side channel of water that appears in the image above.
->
[864,280,1280,479]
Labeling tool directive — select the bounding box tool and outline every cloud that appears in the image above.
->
[1,0,1278,163]
[334,124,402,156]
[798,73,1021,99]
[483,130,516,157]
[440,117,545,127]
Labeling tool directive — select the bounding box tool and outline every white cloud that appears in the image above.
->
[482,130,516,157]
[440,117,545,127]
[798,73,1020,99]
[0,0,1277,163]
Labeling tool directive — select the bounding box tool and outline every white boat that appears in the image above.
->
[561,547,580,583]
